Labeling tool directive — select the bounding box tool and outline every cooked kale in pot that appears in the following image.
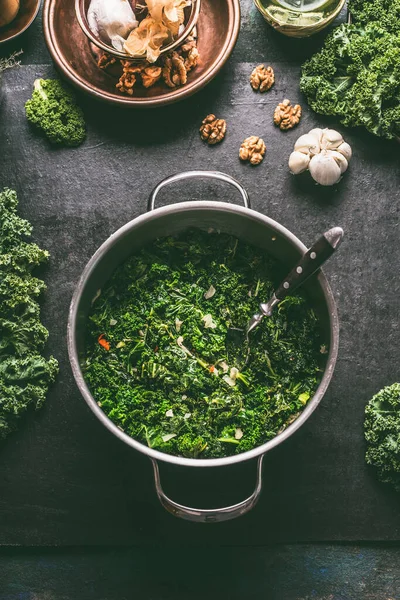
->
[84,229,324,459]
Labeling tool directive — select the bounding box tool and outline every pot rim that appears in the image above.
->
[68,201,339,468]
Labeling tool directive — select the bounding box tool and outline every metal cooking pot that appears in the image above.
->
[68,171,339,523]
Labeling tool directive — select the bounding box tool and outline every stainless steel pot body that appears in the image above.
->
[68,171,339,523]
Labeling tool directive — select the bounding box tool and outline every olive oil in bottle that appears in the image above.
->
[254,0,345,37]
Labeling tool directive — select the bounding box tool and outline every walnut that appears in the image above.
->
[120,61,144,74]
[199,114,227,145]
[273,99,302,131]
[181,29,197,48]
[97,52,117,70]
[162,52,187,88]
[180,39,197,53]
[116,71,137,95]
[141,66,162,88]
[116,61,145,95]
[239,136,266,165]
[113,29,199,95]
[162,57,175,88]
[173,31,199,72]
[250,64,275,93]
[184,46,199,71]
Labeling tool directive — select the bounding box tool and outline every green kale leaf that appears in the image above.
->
[25,79,86,147]
[365,383,400,491]
[300,1,400,140]
[0,189,58,440]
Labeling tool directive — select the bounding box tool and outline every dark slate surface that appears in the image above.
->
[1,545,400,599]
[0,1,400,547]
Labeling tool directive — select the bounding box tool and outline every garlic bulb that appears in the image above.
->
[289,128,352,186]
[87,0,138,51]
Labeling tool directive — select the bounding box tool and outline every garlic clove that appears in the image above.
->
[321,129,344,150]
[336,141,352,162]
[308,128,324,143]
[294,134,320,156]
[330,150,349,174]
[309,152,341,186]
[289,151,310,175]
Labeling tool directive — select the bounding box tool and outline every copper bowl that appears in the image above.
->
[43,0,240,108]
[75,0,201,60]
[0,0,40,43]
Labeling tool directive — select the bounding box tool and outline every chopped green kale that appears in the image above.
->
[85,230,324,459]
[0,189,58,440]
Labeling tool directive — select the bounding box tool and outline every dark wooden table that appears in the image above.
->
[1,1,400,597]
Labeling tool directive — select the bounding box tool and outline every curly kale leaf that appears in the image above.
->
[349,0,400,33]
[0,189,33,251]
[300,21,400,140]
[365,383,400,491]
[25,79,86,147]
[0,188,58,440]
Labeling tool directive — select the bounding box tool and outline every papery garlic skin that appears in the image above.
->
[88,0,138,49]
[309,152,342,186]
[289,151,311,174]
[124,16,169,62]
[146,0,190,24]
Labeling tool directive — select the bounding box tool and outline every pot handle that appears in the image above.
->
[151,455,264,523]
[147,171,251,212]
